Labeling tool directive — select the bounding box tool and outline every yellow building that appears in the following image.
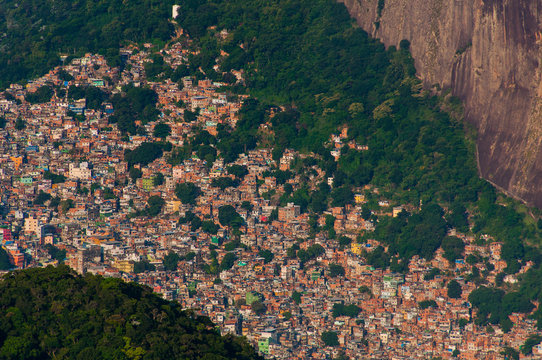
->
[10,156,23,170]
[141,178,154,192]
[354,194,365,204]
[113,260,134,273]
[165,200,182,213]
[351,242,363,255]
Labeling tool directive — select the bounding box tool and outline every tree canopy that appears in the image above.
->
[174,182,201,205]
[0,266,262,359]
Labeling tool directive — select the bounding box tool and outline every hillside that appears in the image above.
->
[339,0,542,208]
[174,0,542,270]
[3,0,542,344]
[0,0,175,89]
[0,266,262,360]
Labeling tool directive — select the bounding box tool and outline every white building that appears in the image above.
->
[172,5,181,19]
[69,162,92,180]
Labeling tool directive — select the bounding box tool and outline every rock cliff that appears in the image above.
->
[339,0,542,207]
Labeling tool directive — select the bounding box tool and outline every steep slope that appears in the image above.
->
[339,0,542,207]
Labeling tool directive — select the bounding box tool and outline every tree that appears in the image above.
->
[201,220,219,234]
[124,143,163,167]
[174,182,201,205]
[0,266,262,359]
[43,171,66,184]
[163,252,181,271]
[34,191,52,205]
[321,331,339,347]
[522,334,542,355]
[0,247,11,270]
[241,201,253,212]
[332,303,361,318]
[292,291,302,304]
[328,263,345,277]
[258,250,274,264]
[418,300,437,309]
[227,165,249,179]
[220,253,237,271]
[452,349,460,357]
[442,236,465,264]
[184,109,197,122]
[251,301,266,315]
[218,205,243,228]
[133,260,156,273]
[15,118,26,130]
[153,172,165,186]
[447,280,462,299]
[45,244,66,263]
[129,167,142,182]
[501,347,519,360]
[25,86,53,104]
[153,123,171,139]
[211,177,238,191]
[59,199,74,214]
[146,195,164,217]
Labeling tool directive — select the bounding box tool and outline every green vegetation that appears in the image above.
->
[153,172,165,186]
[45,244,66,263]
[522,334,542,355]
[328,263,345,278]
[33,191,52,205]
[110,86,159,135]
[250,301,266,315]
[175,1,542,278]
[133,260,155,273]
[419,300,438,310]
[14,118,26,130]
[227,165,249,179]
[25,85,53,104]
[163,252,181,271]
[501,347,520,360]
[211,177,239,191]
[321,331,339,347]
[0,266,261,359]
[0,0,176,89]
[218,205,243,228]
[145,195,164,217]
[220,252,237,271]
[153,123,171,139]
[332,303,361,318]
[0,248,12,270]
[174,182,201,205]
[129,167,143,182]
[124,143,163,167]
[68,85,108,110]
[4,0,542,335]
[258,249,274,264]
[201,220,219,234]
[447,280,462,299]
[468,286,533,331]
[292,291,302,304]
[43,171,66,184]
[297,244,325,263]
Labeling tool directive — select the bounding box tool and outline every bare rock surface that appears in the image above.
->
[340,0,542,206]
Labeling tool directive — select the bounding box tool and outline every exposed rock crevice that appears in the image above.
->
[339,0,542,207]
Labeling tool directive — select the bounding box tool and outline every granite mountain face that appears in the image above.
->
[340,0,542,207]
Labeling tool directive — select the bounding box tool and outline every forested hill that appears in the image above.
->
[0,266,262,360]
[0,0,176,89]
